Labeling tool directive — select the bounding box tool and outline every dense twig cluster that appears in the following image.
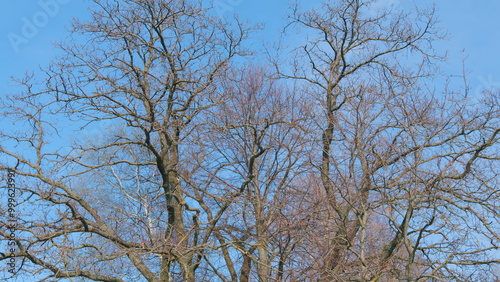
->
[1,0,500,281]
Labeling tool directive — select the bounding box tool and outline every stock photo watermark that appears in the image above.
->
[475,74,500,96]
[5,169,17,275]
[368,0,401,16]
[7,0,70,53]
[214,0,243,17]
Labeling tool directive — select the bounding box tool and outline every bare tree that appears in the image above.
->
[1,0,500,281]
[0,0,251,280]
[191,64,311,281]
[277,0,500,280]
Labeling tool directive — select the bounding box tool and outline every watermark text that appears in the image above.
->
[7,0,71,53]
[5,170,17,274]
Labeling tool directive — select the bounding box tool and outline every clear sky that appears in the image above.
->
[1,0,499,96]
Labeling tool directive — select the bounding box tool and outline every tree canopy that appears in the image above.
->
[1,0,500,281]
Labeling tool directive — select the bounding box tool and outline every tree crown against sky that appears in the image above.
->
[1,0,500,281]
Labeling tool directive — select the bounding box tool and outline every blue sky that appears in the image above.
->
[0,0,499,95]
[0,1,498,280]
